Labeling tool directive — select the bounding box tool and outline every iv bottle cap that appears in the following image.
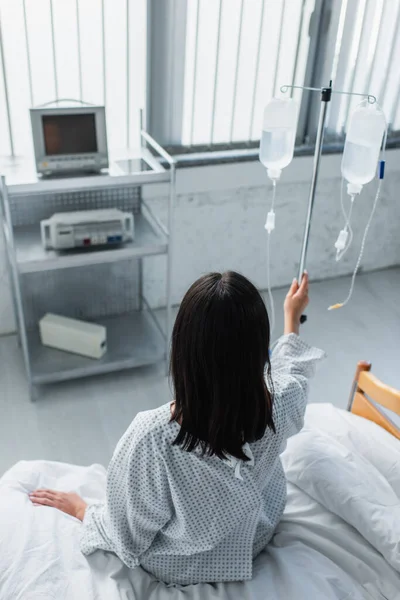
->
[267,168,282,181]
[347,182,362,195]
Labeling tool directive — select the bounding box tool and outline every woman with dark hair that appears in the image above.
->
[30,271,325,585]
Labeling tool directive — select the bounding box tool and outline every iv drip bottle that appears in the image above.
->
[341,103,385,195]
[259,98,298,180]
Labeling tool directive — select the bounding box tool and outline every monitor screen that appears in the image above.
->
[42,113,98,156]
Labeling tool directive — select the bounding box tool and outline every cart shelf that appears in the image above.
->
[29,310,166,385]
[14,213,167,274]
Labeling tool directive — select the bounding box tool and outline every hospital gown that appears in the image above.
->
[80,333,325,584]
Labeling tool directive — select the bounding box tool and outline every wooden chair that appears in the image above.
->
[348,361,400,440]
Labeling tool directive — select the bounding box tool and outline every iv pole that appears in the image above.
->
[279,81,377,323]
[297,83,332,284]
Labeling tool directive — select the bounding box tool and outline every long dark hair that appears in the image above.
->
[170,271,275,462]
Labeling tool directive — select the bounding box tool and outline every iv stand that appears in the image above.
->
[280,81,376,323]
[297,84,332,284]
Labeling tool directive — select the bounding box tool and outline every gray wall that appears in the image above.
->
[142,149,400,308]
[1,150,399,335]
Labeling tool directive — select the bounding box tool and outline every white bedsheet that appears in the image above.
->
[0,404,399,600]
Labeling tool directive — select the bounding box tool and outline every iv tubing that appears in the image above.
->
[266,179,277,335]
[328,177,383,310]
[336,181,354,261]
[270,179,277,211]
[266,230,275,335]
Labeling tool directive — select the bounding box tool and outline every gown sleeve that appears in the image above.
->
[270,333,326,440]
[80,416,172,567]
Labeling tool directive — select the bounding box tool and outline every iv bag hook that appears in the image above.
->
[280,84,376,105]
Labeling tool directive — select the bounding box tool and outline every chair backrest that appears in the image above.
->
[348,361,400,439]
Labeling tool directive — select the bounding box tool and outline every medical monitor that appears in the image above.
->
[30,105,109,176]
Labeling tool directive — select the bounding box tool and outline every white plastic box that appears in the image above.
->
[39,313,107,359]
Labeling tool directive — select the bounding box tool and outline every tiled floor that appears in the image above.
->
[1,267,399,476]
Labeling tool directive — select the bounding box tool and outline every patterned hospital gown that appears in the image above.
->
[80,333,325,584]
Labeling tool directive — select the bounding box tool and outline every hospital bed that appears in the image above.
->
[0,362,399,600]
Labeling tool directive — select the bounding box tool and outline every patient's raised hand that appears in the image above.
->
[29,489,87,521]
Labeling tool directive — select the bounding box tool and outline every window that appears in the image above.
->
[0,0,146,157]
[1,0,399,160]
[326,0,400,138]
[181,0,315,147]
[149,0,400,154]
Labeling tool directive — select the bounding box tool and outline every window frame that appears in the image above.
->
[146,0,188,145]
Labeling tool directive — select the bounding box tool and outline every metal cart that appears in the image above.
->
[0,131,176,401]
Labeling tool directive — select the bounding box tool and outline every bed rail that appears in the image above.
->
[348,361,400,440]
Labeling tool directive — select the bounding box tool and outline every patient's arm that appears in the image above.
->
[79,414,172,567]
[269,273,325,440]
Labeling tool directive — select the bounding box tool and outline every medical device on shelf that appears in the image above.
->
[259,97,299,334]
[40,209,134,251]
[39,313,107,359]
[30,101,108,176]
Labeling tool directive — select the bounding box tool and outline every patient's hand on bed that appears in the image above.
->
[29,489,87,521]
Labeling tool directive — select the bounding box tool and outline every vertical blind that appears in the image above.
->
[181,0,315,147]
[0,0,146,157]
[327,0,400,137]
[181,0,400,148]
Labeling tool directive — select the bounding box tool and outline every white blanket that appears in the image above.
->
[0,404,399,600]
